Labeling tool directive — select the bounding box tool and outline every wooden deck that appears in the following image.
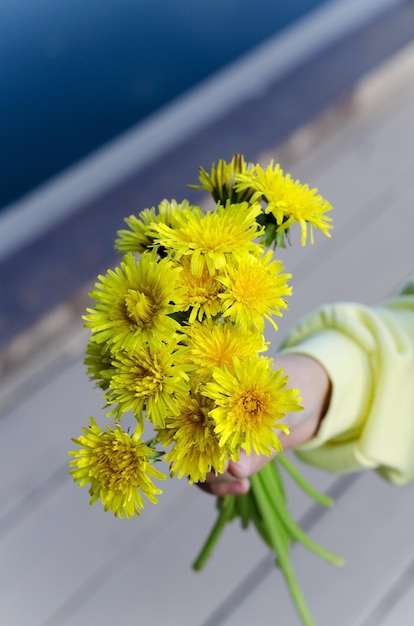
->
[1,29,414,626]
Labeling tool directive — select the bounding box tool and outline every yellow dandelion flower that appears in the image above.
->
[115,199,203,253]
[188,153,256,204]
[149,201,263,276]
[182,319,267,383]
[84,339,115,391]
[83,252,186,352]
[174,257,224,323]
[204,356,302,457]
[235,161,333,246]
[158,393,227,483]
[218,250,292,332]
[69,418,165,518]
[107,339,192,427]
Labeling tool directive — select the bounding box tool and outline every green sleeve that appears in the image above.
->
[279,277,414,484]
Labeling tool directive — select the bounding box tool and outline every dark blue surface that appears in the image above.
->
[0,0,331,209]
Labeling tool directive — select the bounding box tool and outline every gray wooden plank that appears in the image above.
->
[0,352,102,516]
[273,78,414,284]
[0,478,194,626]
[273,166,414,350]
[52,465,338,626]
[220,473,414,626]
[369,572,414,626]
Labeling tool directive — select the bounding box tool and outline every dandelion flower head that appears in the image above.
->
[84,339,115,391]
[115,199,203,253]
[183,319,267,383]
[149,201,263,276]
[84,252,186,353]
[235,161,333,246]
[188,153,255,204]
[158,393,227,483]
[107,339,192,427]
[204,356,302,456]
[69,418,165,518]
[218,250,292,332]
[174,257,224,323]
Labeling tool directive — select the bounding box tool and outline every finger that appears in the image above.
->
[227,451,255,479]
[197,471,251,496]
[227,449,273,479]
[201,476,251,497]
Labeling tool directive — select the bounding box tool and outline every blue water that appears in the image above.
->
[0,0,330,210]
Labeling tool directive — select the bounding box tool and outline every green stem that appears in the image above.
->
[239,490,276,551]
[252,462,290,555]
[251,473,316,626]
[259,468,343,567]
[192,496,235,571]
[276,454,334,507]
[259,461,287,503]
[235,492,251,530]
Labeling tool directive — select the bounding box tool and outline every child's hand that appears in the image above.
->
[199,354,331,497]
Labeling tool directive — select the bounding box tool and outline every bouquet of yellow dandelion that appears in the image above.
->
[69,154,339,626]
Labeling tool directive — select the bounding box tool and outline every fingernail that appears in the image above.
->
[228,479,250,495]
